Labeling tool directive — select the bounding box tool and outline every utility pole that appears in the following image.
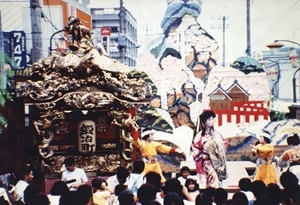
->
[0,11,6,89]
[211,14,229,67]
[246,0,251,57]
[30,0,43,62]
[118,0,125,64]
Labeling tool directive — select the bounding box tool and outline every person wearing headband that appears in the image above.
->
[133,127,183,183]
[250,130,277,185]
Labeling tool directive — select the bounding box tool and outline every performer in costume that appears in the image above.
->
[250,130,277,185]
[133,127,183,183]
[192,110,228,188]
[275,133,300,184]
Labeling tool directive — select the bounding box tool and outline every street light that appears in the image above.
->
[267,40,300,103]
[259,58,280,97]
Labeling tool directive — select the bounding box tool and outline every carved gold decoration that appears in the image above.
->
[101,143,117,149]
[47,154,121,174]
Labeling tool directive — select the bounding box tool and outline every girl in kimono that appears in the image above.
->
[250,130,277,185]
[133,127,183,183]
[192,110,228,188]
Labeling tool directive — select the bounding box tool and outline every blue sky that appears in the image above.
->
[88,0,300,66]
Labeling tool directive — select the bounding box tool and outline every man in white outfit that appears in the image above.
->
[61,157,88,191]
[14,167,34,202]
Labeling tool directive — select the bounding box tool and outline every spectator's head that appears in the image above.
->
[60,191,82,205]
[141,127,155,141]
[266,183,282,205]
[232,191,248,205]
[19,167,34,183]
[50,181,69,196]
[213,188,228,205]
[23,184,42,205]
[91,177,107,190]
[184,178,198,192]
[195,193,213,205]
[163,192,184,205]
[133,160,145,174]
[116,166,130,184]
[180,166,190,179]
[282,185,300,205]
[31,193,50,205]
[118,190,134,205]
[137,183,156,204]
[238,178,252,191]
[161,178,184,199]
[64,157,75,172]
[144,171,162,192]
[76,184,93,205]
[115,184,128,196]
[203,187,216,203]
[280,171,299,189]
[251,180,267,198]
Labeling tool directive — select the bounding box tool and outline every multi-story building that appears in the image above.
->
[0,0,91,64]
[90,7,138,67]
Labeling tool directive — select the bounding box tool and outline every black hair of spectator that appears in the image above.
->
[118,190,134,205]
[266,183,282,204]
[162,178,186,200]
[144,171,162,192]
[180,166,190,173]
[63,157,75,166]
[282,185,300,205]
[50,181,69,195]
[133,161,145,174]
[280,171,299,189]
[91,177,107,189]
[214,188,228,205]
[203,187,216,203]
[31,193,50,205]
[184,178,199,192]
[251,180,266,198]
[76,184,92,205]
[253,196,268,205]
[164,192,184,205]
[12,201,24,205]
[224,199,237,205]
[116,167,130,182]
[195,193,213,205]
[232,191,248,205]
[115,184,128,196]
[23,184,42,205]
[137,183,157,204]
[144,200,162,205]
[59,191,82,205]
[238,178,252,191]
[0,196,9,205]
[18,167,33,181]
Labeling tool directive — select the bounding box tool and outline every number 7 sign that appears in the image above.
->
[9,31,27,70]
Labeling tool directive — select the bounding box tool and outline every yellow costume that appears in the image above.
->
[252,144,277,185]
[133,138,175,183]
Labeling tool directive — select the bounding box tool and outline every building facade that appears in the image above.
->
[90,7,138,67]
[0,0,91,63]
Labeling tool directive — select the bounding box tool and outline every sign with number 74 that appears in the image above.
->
[9,31,27,70]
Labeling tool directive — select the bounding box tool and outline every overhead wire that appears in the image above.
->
[252,0,300,47]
